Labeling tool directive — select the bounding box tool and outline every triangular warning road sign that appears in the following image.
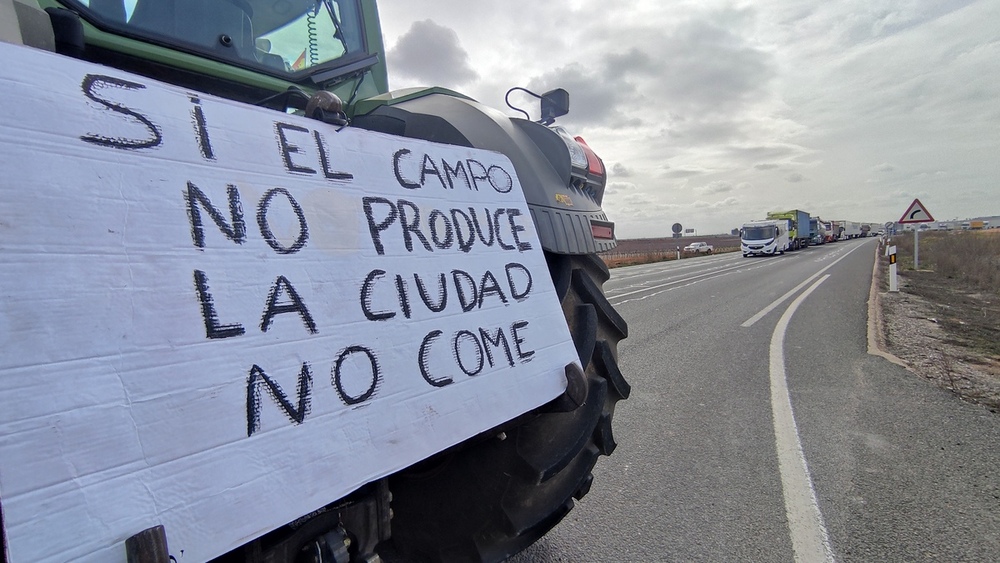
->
[898,198,934,223]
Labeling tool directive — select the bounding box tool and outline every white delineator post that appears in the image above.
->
[888,245,898,292]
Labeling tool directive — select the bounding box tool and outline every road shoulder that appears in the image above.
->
[867,242,1000,413]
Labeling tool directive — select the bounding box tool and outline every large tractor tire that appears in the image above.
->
[387,253,630,562]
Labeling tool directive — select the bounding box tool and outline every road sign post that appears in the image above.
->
[897,198,935,270]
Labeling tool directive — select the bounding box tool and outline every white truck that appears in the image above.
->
[740,220,789,257]
[840,221,864,239]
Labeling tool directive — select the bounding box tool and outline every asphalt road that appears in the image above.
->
[511,238,1000,562]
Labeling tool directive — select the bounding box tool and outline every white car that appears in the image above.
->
[683,242,713,254]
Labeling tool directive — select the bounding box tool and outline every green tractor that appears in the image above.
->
[1,1,628,561]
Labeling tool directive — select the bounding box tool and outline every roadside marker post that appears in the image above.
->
[888,245,898,292]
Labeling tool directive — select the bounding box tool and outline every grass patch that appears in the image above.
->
[889,230,1000,295]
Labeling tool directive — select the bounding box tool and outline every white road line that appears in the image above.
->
[610,269,736,300]
[741,243,867,327]
[770,275,835,563]
[609,270,734,305]
[609,254,735,282]
[609,259,782,302]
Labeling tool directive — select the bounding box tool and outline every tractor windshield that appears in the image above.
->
[68,0,368,79]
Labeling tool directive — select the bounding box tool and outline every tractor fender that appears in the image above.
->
[352,91,617,255]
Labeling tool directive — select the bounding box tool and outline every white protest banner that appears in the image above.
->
[0,41,578,562]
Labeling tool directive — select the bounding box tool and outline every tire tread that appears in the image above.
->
[387,253,629,563]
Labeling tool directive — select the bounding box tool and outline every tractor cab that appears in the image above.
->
[65,0,363,74]
[41,0,387,106]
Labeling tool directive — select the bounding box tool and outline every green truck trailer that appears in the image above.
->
[766,209,812,250]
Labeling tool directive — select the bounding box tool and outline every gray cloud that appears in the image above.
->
[668,119,749,145]
[525,7,776,136]
[833,2,978,48]
[604,181,637,196]
[651,11,777,115]
[561,7,774,131]
[527,63,642,128]
[727,144,806,161]
[693,197,740,209]
[697,181,734,194]
[662,167,706,179]
[786,173,806,183]
[755,163,780,170]
[387,20,478,88]
[611,163,632,177]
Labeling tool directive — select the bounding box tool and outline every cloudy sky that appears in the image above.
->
[376,1,999,238]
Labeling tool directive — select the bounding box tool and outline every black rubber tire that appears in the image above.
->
[386,252,630,562]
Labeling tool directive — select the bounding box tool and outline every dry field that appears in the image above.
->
[875,229,1000,412]
[600,234,741,268]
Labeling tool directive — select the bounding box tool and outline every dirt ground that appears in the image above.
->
[873,252,1000,413]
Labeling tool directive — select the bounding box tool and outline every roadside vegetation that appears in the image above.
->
[879,229,1000,411]
[890,229,1000,293]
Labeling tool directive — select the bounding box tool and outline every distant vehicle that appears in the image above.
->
[809,217,826,244]
[766,209,811,250]
[740,220,789,257]
[821,221,837,242]
[970,220,985,230]
[829,220,847,241]
[683,242,714,254]
[840,221,863,238]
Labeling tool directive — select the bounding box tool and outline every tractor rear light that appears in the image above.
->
[552,126,589,170]
[591,220,615,240]
[574,136,605,178]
